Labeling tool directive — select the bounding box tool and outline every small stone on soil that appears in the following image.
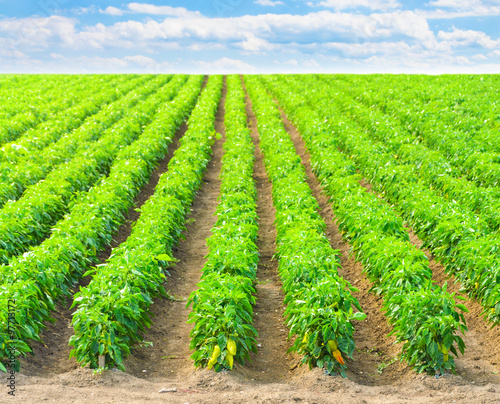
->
[158,388,177,393]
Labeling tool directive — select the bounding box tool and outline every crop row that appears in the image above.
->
[187,75,259,372]
[0,75,111,145]
[262,75,468,373]
[294,75,500,231]
[271,75,500,326]
[320,74,500,145]
[0,75,153,208]
[319,75,500,187]
[68,75,223,370]
[0,75,129,158]
[0,75,205,372]
[245,75,366,376]
[0,75,100,120]
[0,75,182,265]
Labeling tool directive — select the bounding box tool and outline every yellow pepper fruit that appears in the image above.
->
[227,340,237,356]
[207,345,221,369]
[226,353,234,369]
[327,340,338,352]
[437,342,448,355]
[332,349,345,365]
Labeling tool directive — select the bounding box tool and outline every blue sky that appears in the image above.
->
[0,0,499,73]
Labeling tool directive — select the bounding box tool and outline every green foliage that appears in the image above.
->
[0,75,124,147]
[0,75,182,265]
[263,74,468,374]
[69,75,221,370]
[0,75,205,372]
[281,75,500,326]
[0,75,153,208]
[246,75,366,377]
[188,75,258,371]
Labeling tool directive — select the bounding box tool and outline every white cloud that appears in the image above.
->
[429,0,480,8]
[0,53,178,73]
[303,59,320,67]
[124,55,157,66]
[100,6,124,16]
[314,0,401,11]
[68,10,438,50]
[0,16,77,49]
[438,28,499,49]
[49,52,64,59]
[455,56,473,64]
[237,33,277,53]
[0,47,28,59]
[254,0,285,6]
[422,0,500,17]
[0,5,498,73]
[0,10,447,62]
[65,55,129,69]
[324,41,415,57]
[72,6,98,15]
[127,3,203,18]
[272,58,322,72]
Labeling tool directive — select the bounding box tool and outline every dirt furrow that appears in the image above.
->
[234,78,301,384]
[408,225,500,383]
[121,76,226,382]
[276,104,412,386]
[358,181,500,384]
[18,77,208,379]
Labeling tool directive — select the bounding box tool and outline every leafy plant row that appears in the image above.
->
[0,77,65,131]
[187,75,258,372]
[0,75,183,266]
[271,75,500,326]
[0,75,153,208]
[0,75,108,145]
[0,75,97,121]
[262,75,470,374]
[0,74,51,98]
[0,75,129,163]
[292,75,500,231]
[318,74,500,148]
[0,75,52,117]
[307,76,500,324]
[318,75,500,188]
[245,75,366,377]
[0,75,205,372]
[68,75,222,370]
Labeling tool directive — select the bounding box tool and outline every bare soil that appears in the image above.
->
[357,179,500,386]
[7,77,500,403]
[17,103,192,381]
[239,78,303,382]
[121,76,228,382]
[278,106,412,386]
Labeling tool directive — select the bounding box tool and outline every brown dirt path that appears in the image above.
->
[356,181,500,384]
[235,77,302,383]
[17,77,205,379]
[276,104,412,386]
[121,76,227,382]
